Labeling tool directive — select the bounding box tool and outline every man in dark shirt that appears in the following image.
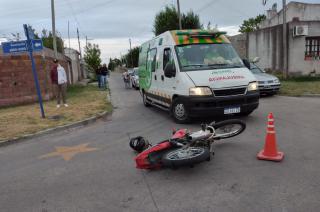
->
[100,64,109,89]
[95,65,102,88]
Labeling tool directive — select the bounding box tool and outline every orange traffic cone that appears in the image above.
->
[257,113,284,162]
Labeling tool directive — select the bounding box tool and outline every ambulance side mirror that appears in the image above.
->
[252,57,260,63]
[242,59,251,69]
[164,63,176,78]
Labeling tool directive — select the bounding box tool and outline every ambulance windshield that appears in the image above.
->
[176,43,244,72]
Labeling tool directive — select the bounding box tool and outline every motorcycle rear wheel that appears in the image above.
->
[162,146,210,168]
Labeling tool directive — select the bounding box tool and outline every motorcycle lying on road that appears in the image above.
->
[129,119,246,169]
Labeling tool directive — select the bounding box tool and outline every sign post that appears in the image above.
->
[23,24,46,118]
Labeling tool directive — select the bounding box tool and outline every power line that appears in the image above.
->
[63,0,86,37]
[196,0,221,13]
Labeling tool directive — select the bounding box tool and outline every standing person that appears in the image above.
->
[50,59,68,108]
[95,65,102,88]
[122,71,130,88]
[100,63,109,89]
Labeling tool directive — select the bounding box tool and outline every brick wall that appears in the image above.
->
[0,48,71,107]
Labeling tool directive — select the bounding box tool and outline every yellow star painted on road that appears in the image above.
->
[39,143,98,161]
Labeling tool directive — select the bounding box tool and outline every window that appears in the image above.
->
[163,48,172,70]
[305,37,320,57]
[147,48,157,72]
[176,43,244,72]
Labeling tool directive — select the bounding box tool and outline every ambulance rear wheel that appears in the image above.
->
[172,98,190,124]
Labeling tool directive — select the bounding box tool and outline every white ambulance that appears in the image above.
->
[139,30,259,123]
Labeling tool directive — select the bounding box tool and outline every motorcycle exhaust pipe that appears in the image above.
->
[187,131,211,142]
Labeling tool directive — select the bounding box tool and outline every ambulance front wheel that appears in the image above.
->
[172,98,190,124]
[142,92,151,107]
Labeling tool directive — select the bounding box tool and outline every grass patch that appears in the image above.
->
[0,85,112,141]
[277,75,320,96]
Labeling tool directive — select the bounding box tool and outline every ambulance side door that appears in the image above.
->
[159,46,177,106]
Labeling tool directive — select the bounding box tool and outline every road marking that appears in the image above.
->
[39,143,98,161]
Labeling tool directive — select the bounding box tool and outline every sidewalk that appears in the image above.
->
[0,85,112,142]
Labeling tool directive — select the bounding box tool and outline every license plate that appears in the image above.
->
[224,107,241,114]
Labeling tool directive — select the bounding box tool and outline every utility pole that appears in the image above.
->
[85,36,93,48]
[177,0,182,30]
[282,0,288,78]
[129,38,133,68]
[68,20,70,49]
[77,28,82,59]
[51,0,58,58]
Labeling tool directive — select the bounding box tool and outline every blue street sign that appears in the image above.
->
[1,40,28,53]
[1,39,43,54]
[31,39,43,51]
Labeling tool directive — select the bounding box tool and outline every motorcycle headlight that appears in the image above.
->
[189,87,212,96]
[248,82,258,91]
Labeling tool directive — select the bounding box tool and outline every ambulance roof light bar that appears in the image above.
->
[176,31,227,38]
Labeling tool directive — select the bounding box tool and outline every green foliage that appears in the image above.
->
[84,43,102,76]
[279,81,320,96]
[153,5,201,36]
[41,29,64,53]
[153,6,179,36]
[124,46,140,68]
[108,58,115,71]
[239,14,266,33]
[181,11,201,30]
[108,58,121,71]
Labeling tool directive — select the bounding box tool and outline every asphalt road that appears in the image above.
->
[1,73,320,212]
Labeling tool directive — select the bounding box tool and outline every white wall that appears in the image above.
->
[248,21,320,75]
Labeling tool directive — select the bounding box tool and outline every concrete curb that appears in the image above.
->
[0,111,112,148]
[279,94,320,98]
[300,94,320,98]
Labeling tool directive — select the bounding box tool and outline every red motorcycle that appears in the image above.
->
[130,119,246,169]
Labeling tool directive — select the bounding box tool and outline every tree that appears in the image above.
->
[125,47,140,68]
[181,11,201,30]
[84,43,102,77]
[153,5,201,36]
[239,14,266,33]
[108,58,115,71]
[41,29,64,53]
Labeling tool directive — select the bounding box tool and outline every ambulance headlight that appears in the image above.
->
[189,87,212,96]
[248,82,259,91]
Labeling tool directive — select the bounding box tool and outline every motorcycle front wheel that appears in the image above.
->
[162,146,210,168]
[211,119,246,140]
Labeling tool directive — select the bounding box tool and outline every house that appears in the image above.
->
[248,1,320,75]
[230,1,320,75]
[64,48,85,84]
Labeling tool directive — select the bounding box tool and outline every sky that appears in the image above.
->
[0,0,319,63]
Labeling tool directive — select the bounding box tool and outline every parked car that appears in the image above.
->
[127,68,135,76]
[249,63,281,95]
[131,67,139,89]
